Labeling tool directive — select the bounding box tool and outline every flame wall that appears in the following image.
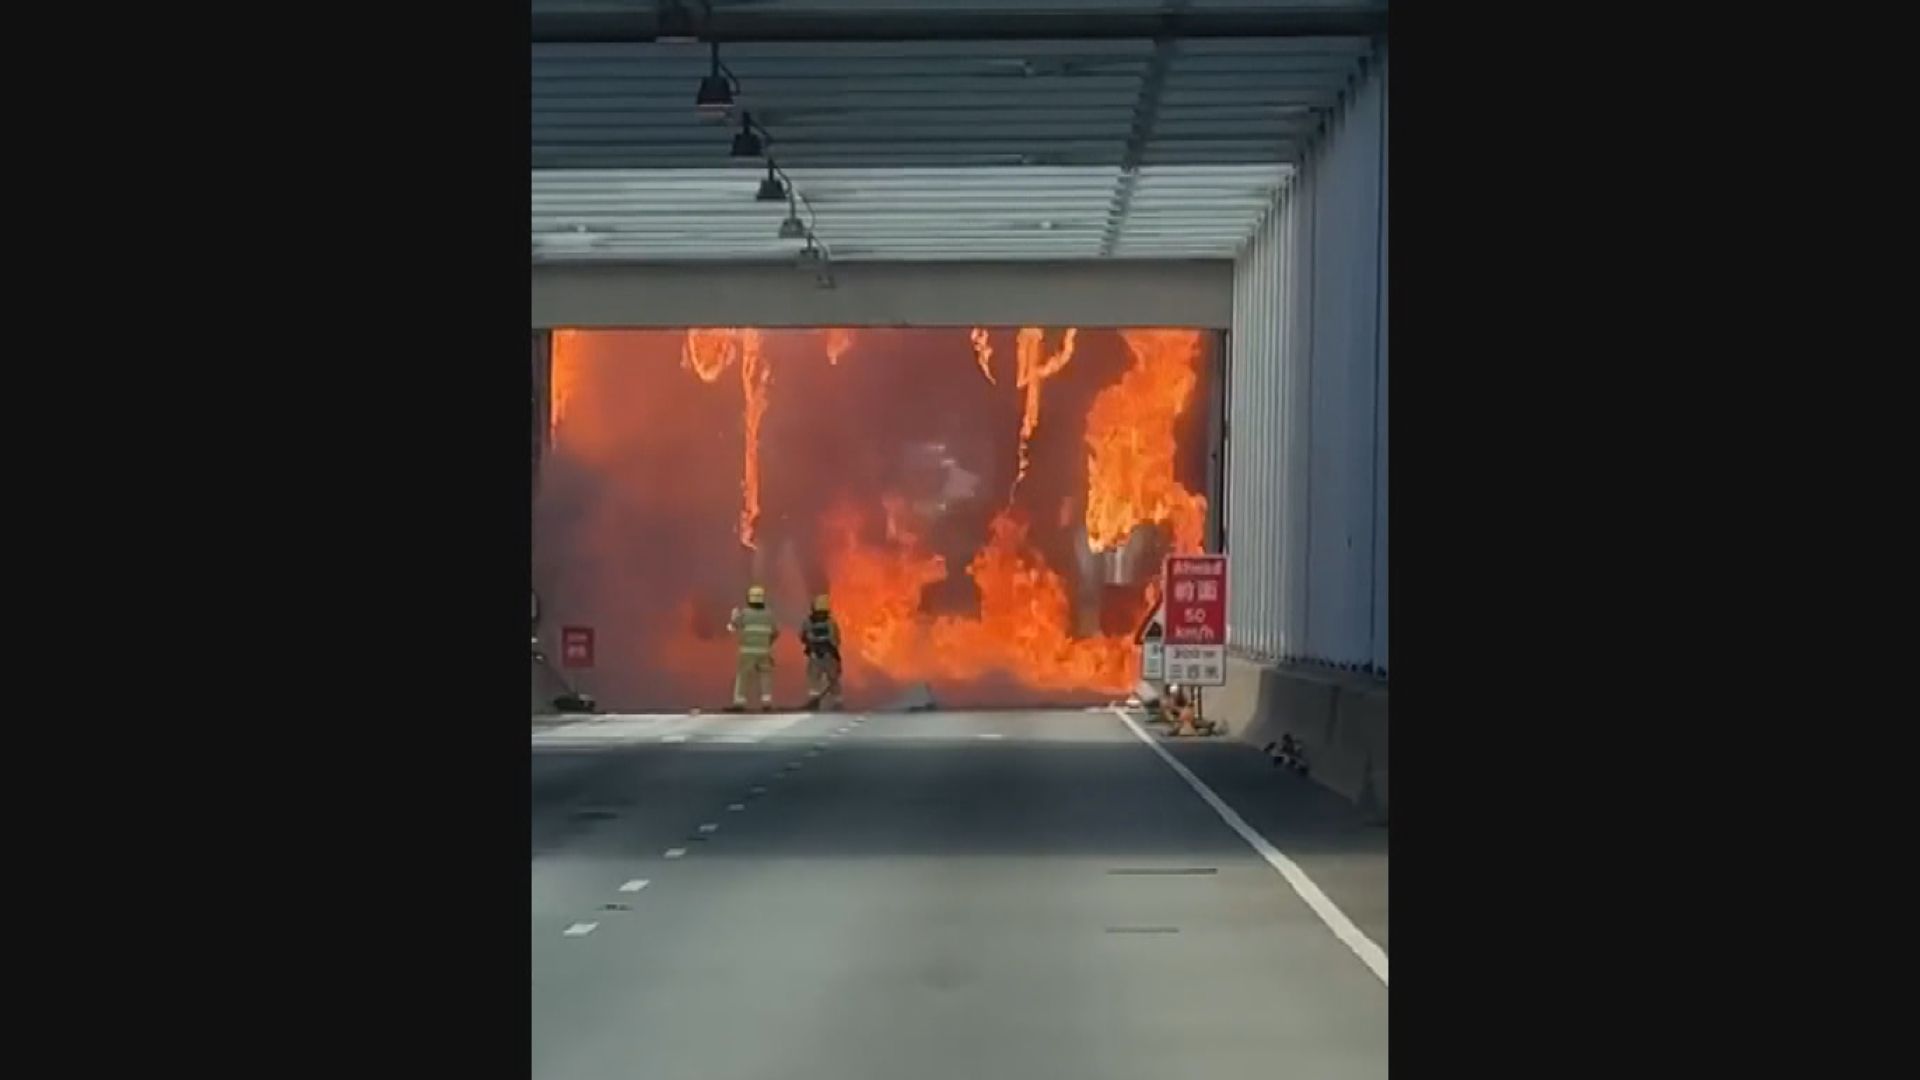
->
[533,327,1216,710]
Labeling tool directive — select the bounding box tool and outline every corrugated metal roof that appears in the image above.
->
[531,3,1380,263]
[533,163,1289,260]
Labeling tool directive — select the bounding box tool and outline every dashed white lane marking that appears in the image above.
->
[697,822,719,834]
[563,922,599,937]
[663,847,688,859]
[534,713,811,747]
[727,803,746,812]
[1111,706,1390,987]
[977,733,1005,740]
[750,786,768,795]
[618,879,650,893]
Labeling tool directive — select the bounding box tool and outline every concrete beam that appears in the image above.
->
[531,260,1234,329]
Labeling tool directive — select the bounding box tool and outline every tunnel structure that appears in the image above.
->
[527,3,1387,807]
[533,325,1221,712]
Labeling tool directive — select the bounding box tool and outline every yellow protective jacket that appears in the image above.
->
[728,604,779,656]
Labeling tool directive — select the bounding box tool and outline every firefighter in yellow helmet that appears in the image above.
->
[726,585,779,712]
[801,594,843,711]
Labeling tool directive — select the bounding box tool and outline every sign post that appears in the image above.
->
[560,626,595,669]
[1163,555,1227,687]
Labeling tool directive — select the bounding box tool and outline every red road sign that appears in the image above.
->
[1164,555,1227,646]
[1163,555,1227,686]
[560,626,595,668]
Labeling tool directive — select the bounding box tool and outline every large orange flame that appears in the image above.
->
[542,327,1207,707]
[1084,329,1208,553]
[677,328,771,549]
[969,328,996,384]
[825,328,854,366]
[683,328,740,383]
[822,500,1134,694]
[737,330,770,550]
[1012,327,1077,495]
[549,328,584,441]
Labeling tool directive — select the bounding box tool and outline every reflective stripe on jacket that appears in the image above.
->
[730,605,778,655]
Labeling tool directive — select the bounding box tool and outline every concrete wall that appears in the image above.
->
[531,260,1234,329]
[1210,654,1388,819]
[1218,51,1388,812]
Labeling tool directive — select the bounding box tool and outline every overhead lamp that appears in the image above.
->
[755,162,787,202]
[730,112,764,158]
[656,1,699,43]
[778,201,807,240]
[694,74,733,119]
[695,42,734,121]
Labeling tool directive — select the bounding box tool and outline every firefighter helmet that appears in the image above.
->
[746,584,767,605]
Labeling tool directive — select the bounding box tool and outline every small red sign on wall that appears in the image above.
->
[561,626,595,668]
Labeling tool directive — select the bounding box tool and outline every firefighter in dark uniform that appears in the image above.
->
[802,594,843,710]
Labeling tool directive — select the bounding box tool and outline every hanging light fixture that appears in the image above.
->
[730,112,764,158]
[778,196,807,239]
[755,161,787,202]
[655,1,699,43]
[695,41,734,121]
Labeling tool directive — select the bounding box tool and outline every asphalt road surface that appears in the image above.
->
[531,708,1389,1080]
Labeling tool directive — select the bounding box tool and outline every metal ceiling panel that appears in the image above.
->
[530,5,1379,263]
[533,161,1289,262]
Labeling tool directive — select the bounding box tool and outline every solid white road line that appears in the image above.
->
[618,879,649,893]
[660,734,689,744]
[563,922,599,937]
[1111,706,1390,987]
[663,847,687,859]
